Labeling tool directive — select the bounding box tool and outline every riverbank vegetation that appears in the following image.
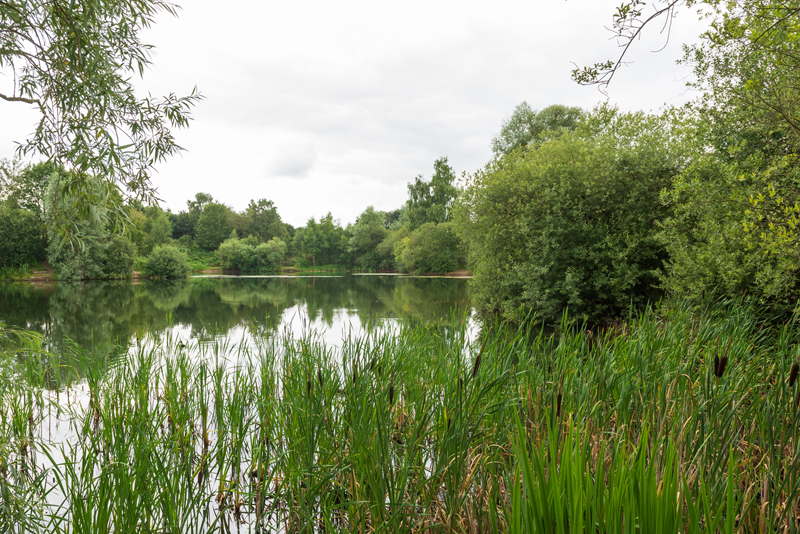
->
[3,299,800,532]
[0,154,465,279]
[2,0,800,531]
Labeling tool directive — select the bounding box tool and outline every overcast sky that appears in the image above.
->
[0,0,708,227]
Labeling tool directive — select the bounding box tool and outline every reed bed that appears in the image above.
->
[2,299,800,533]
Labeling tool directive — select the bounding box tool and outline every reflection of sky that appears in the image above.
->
[164,303,480,357]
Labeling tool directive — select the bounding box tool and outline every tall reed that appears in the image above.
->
[4,299,800,532]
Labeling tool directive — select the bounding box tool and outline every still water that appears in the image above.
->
[0,273,473,363]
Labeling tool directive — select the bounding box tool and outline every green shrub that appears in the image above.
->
[0,205,45,268]
[195,202,233,251]
[103,236,137,278]
[45,173,110,280]
[217,236,286,272]
[143,245,190,279]
[395,223,461,274]
[457,106,688,324]
[375,228,408,271]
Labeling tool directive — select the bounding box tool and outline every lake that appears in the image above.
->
[0,274,473,376]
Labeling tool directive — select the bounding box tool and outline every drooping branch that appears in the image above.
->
[571,0,683,92]
[0,92,40,105]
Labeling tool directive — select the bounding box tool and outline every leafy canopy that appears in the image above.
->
[491,103,584,157]
[405,157,458,231]
[457,106,691,323]
[0,0,201,237]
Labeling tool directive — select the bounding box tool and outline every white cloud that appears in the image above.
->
[0,0,708,227]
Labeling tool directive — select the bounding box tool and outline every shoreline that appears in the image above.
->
[2,267,473,283]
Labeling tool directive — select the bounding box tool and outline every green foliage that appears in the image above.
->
[130,205,173,255]
[194,202,233,251]
[0,205,45,268]
[103,236,137,278]
[0,0,201,241]
[45,174,112,281]
[5,299,800,531]
[491,103,584,157]
[375,227,408,271]
[142,245,190,279]
[458,106,688,323]
[243,199,288,242]
[395,222,461,274]
[405,157,458,230]
[0,160,63,222]
[348,206,390,270]
[217,236,287,273]
[655,2,800,307]
[293,213,347,266]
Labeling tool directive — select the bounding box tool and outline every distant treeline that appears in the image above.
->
[3,99,799,323]
[0,153,465,280]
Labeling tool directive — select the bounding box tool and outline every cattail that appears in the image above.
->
[472,352,482,379]
[556,393,562,417]
[790,363,799,387]
[459,377,463,391]
[714,355,720,377]
[717,356,728,378]
[317,369,323,389]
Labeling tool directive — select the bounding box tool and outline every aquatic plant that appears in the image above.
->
[3,299,800,532]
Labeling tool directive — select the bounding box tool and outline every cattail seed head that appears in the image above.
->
[459,377,463,391]
[472,353,482,379]
[389,382,394,406]
[318,369,323,389]
[790,363,799,387]
[718,356,728,378]
[714,355,720,377]
[556,393,562,417]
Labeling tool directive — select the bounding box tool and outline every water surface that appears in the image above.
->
[0,274,473,370]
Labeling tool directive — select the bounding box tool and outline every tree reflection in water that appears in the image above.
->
[0,275,472,386]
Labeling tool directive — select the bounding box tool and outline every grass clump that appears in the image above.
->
[4,300,800,532]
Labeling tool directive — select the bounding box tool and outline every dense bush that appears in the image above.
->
[659,122,800,308]
[195,202,233,251]
[103,236,137,278]
[348,207,389,270]
[375,228,408,271]
[143,245,190,279]
[0,205,45,268]
[457,107,689,323]
[217,236,286,272]
[395,223,461,274]
[129,206,172,255]
[45,174,112,280]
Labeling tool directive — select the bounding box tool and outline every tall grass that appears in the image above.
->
[0,265,34,280]
[3,299,800,532]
